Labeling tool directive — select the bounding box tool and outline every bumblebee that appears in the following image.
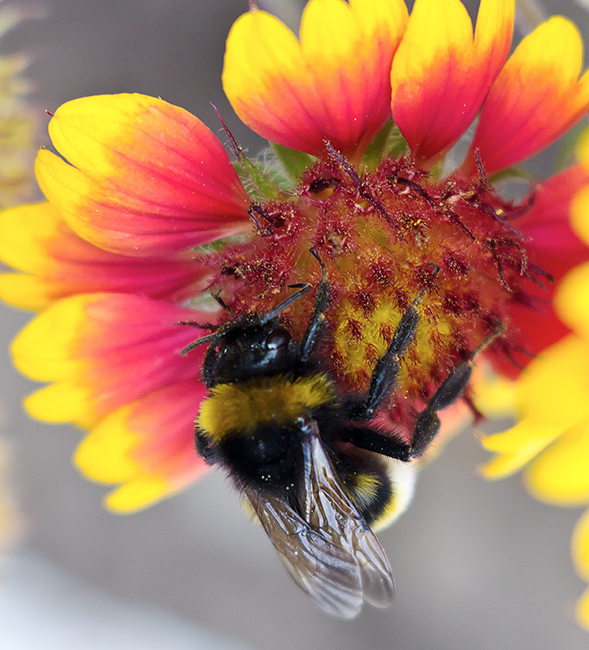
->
[181,260,477,618]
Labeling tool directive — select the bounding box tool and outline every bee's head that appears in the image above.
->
[179,280,316,384]
[212,317,294,383]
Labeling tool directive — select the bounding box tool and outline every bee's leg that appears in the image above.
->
[299,276,331,362]
[201,343,219,388]
[343,327,502,461]
[405,359,473,458]
[346,301,420,421]
[300,250,331,363]
[339,362,465,462]
[407,326,502,458]
[196,428,221,464]
[338,425,412,461]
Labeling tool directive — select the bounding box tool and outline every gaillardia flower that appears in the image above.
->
[2,0,589,620]
[479,127,589,632]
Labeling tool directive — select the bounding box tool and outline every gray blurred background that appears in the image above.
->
[1,0,589,648]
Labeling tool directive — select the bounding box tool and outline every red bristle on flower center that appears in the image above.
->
[206,155,544,436]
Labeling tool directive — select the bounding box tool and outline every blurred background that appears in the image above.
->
[1,0,589,648]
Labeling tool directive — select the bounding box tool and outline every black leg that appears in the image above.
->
[339,361,471,463]
[343,327,502,462]
[300,275,331,363]
[261,282,313,323]
[339,425,412,461]
[196,427,220,464]
[300,250,331,363]
[201,343,219,388]
[407,326,502,459]
[347,301,420,421]
[407,361,472,458]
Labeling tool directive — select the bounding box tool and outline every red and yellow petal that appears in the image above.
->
[519,166,589,281]
[488,166,589,376]
[0,202,210,310]
[11,293,212,427]
[465,17,589,175]
[35,94,252,256]
[223,0,408,163]
[75,379,210,513]
[391,0,513,166]
[481,335,589,479]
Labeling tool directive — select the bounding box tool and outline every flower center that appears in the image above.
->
[206,153,543,435]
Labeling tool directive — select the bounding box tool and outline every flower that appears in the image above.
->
[479,126,589,632]
[2,0,589,619]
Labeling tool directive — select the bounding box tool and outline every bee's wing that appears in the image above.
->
[244,417,394,618]
[299,417,395,610]
[244,487,365,618]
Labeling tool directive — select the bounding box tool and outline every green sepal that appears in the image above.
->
[489,166,536,185]
[232,156,281,202]
[270,142,316,181]
[361,119,409,170]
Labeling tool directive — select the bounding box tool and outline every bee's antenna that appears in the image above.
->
[262,247,328,324]
[179,332,220,357]
[175,320,222,356]
[175,321,219,330]
[261,283,313,323]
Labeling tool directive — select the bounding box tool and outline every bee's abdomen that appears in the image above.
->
[341,456,418,531]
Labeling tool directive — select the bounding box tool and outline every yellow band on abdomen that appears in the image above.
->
[197,373,336,442]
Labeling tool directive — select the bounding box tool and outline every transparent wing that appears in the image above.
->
[243,417,394,618]
[299,417,395,609]
[244,487,365,618]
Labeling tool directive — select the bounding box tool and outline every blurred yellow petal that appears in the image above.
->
[481,336,589,478]
[10,295,88,382]
[524,418,589,505]
[0,273,50,311]
[572,507,589,581]
[576,586,589,632]
[471,364,518,417]
[515,336,589,427]
[104,475,172,514]
[0,203,59,274]
[570,184,589,247]
[24,383,94,427]
[74,406,140,484]
[556,262,589,342]
[480,419,562,478]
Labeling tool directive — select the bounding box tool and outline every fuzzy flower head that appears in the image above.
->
[2,0,589,622]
